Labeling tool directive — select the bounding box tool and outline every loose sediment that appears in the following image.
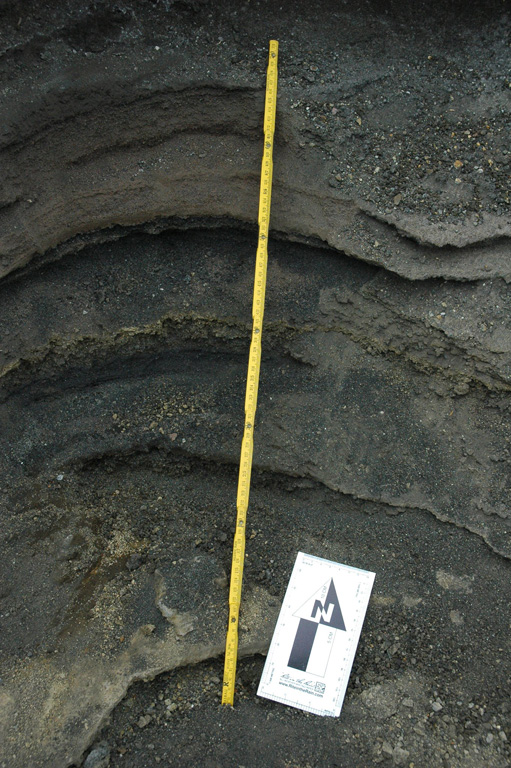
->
[1,2,510,767]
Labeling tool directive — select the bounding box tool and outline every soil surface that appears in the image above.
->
[0,2,510,768]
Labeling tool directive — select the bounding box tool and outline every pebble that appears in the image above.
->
[381,741,393,756]
[392,746,410,765]
[84,742,110,768]
[57,534,80,562]
[431,700,443,712]
[126,553,143,571]
[137,714,152,729]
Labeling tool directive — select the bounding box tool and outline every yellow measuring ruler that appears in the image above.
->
[222,39,279,706]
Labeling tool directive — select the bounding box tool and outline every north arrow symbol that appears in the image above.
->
[288,578,346,673]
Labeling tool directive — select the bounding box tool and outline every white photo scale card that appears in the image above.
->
[258,552,375,717]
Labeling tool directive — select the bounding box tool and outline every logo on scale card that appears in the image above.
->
[278,673,327,698]
[287,578,346,677]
